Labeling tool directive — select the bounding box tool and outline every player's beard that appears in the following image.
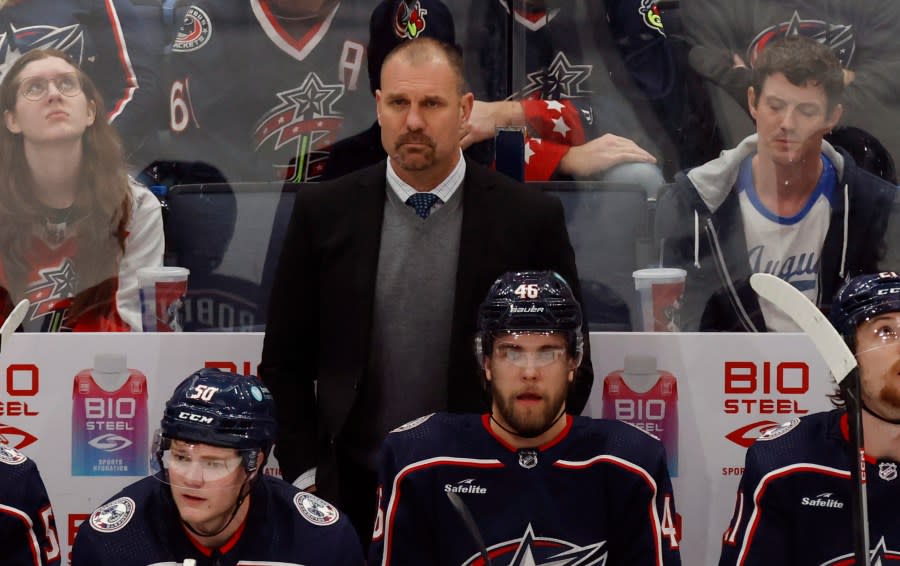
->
[877,358,900,411]
[492,383,568,438]
[393,133,436,171]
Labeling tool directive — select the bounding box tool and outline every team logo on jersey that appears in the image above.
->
[0,23,84,77]
[393,0,428,39]
[462,524,607,566]
[518,449,538,469]
[821,536,900,564]
[294,492,339,526]
[391,413,435,433]
[638,0,665,36]
[725,420,780,448]
[756,417,800,442]
[90,497,135,533]
[879,462,898,482]
[800,492,844,509]
[516,52,592,100]
[254,72,345,182]
[0,423,39,451]
[173,7,213,52]
[0,444,27,465]
[747,11,854,68]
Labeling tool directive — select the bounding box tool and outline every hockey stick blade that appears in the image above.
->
[446,491,492,566]
[749,273,857,384]
[0,299,29,354]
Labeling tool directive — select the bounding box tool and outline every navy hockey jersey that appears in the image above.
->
[0,0,160,155]
[71,474,364,565]
[371,413,682,565]
[0,445,61,566]
[165,0,372,183]
[719,409,900,565]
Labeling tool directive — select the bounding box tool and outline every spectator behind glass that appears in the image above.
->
[682,0,900,166]
[0,49,163,332]
[0,0,161,163]
[462,0,669,194]
[655,37,897,332]
[160,0,371,185]
[320,0,458,181]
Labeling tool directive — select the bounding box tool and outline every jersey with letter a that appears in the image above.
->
[602,371,679,476]
[167,0,371,183]
[71,474,364,565]
[371,412,682,565]
[719,409,900,565]
[0,445,61,566]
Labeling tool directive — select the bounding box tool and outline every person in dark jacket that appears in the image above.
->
[656,36,897,332]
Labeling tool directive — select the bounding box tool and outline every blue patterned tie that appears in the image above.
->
[406,192,441,218]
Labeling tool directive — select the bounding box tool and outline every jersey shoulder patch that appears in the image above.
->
[173,6,214,52]
[390,413,435,433]
[293,491,340,526]
[0,444,27,465]
[90,497,136,533]
[757,417,801,442]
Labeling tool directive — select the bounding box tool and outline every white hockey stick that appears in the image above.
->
[750,273,870,565]
[446,491,492,566]
[0,299,29,354]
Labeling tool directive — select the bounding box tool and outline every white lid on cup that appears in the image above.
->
[632,268,687,280]
[137,266,190,283]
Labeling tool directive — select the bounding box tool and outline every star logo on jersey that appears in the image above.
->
[254,72,345,181]
[0,23,85,74]
[294,492,340,526]
[0,442,28,465]
[463,524,608,566]
[90,497,135,533]
[0,424,39,451]
[879,461,898,482]
[821,537,900,564]
[26,258,79,320]
[517,52,592,100]
[747,11,855,68]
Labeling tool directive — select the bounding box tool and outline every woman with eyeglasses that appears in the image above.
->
[0,48,163,332]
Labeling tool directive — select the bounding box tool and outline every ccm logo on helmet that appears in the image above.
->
[177,412,214,424]
[876,287,900,295]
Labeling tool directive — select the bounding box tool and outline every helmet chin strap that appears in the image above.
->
[861,401,900,426]
[489,407,566,440]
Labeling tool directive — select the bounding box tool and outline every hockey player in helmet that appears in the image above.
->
[369,271,681,565]
[72,368,363,565]
[719,272,900,564]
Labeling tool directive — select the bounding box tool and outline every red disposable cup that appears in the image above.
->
[137,267,190,332]
[633,268,687,332]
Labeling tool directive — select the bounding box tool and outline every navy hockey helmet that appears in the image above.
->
[476,271,584,362]
[160,368,277,458]
[830,272,900,340]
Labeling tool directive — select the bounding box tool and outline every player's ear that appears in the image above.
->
[747,86,759,121]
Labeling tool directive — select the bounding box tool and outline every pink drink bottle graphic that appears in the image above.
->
[602,354,679,476]
[72,353,148,476]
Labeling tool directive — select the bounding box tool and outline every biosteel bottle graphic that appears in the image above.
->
[72,353,148,476]
[602,354,679,476]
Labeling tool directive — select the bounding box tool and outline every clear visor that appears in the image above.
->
[491,331,576,368]
[155,439,250,489]
[855,313,900,357]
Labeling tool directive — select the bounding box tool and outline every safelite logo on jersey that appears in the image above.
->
[444,478,487,495]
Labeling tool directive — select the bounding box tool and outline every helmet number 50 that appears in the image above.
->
[514,284,540,299]
[188,385,219,402]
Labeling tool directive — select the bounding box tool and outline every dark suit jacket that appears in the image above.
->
[259,158,593,502]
